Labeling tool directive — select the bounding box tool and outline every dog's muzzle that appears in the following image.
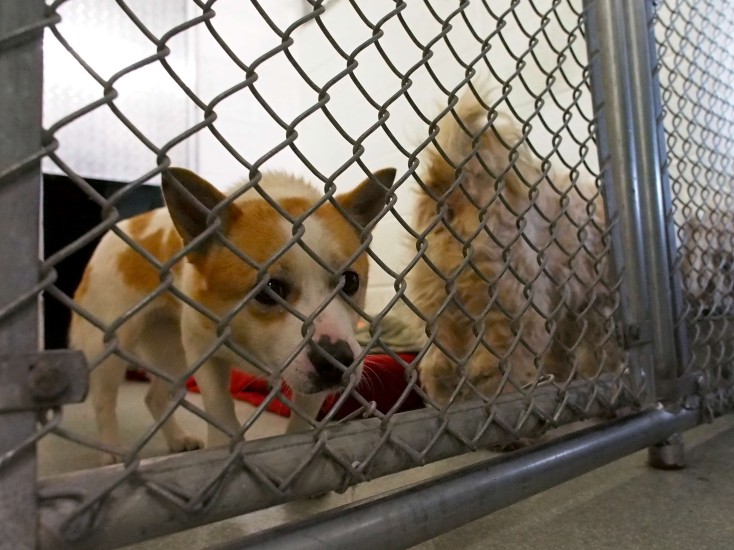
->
[307,336,355,388]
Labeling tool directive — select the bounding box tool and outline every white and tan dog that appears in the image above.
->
[410,92,620,404]
[70,167,394,463]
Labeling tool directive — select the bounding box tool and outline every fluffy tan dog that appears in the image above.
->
[409,92,620,405]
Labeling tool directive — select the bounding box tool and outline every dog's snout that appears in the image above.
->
[307,336,354,386]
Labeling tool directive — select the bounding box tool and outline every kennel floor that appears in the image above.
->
[38,381,734,549]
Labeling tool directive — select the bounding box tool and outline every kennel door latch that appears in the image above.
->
[0,350,88,412]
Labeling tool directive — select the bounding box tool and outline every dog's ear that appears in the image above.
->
[336,168,395,228]
[162,168,241,248]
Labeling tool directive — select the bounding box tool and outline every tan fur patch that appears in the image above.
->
[313,202,369,276]
[191,196,368,323]
[117,211,184,297]
[191,198,311,322]
[198,198,308,292]
[126,210,154,240]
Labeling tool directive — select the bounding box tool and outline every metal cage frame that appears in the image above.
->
[1,0,733,548]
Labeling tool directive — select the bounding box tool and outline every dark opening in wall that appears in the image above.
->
[43,174,163,349]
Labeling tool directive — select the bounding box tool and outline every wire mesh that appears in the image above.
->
[0,0,662,547]
[656,0,734,410]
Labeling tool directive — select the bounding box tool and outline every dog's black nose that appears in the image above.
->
[307,336,354,386]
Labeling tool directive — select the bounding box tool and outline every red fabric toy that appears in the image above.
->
[185,353,423,419]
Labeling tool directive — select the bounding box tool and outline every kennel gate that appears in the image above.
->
[1,0,733,548]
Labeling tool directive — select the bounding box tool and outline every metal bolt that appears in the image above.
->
[28,360,70,401]
[628,324,641,341]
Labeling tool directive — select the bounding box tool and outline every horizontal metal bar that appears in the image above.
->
[37,378,634,549]
[215,406,702,550]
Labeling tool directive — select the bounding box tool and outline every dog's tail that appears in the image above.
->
[416,90,540,228]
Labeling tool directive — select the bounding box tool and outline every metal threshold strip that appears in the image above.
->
[212,405,701,550]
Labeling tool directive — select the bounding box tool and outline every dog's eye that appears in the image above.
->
[341,271,360,295]
[255,279,289,305]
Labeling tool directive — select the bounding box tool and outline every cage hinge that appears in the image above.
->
[617,321,653,349]
[0,350,88,412]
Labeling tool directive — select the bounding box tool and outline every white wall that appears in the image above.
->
[655,0,734,225]
[43,0,194,181]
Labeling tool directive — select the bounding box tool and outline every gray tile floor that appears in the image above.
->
[38,381,734,549]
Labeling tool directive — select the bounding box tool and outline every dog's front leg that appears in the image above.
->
[194,358,240,448]
[285,392,326,434]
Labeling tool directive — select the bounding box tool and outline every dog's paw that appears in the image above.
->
[169,433,204,452]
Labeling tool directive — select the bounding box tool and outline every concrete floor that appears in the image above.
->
[417,414,734,550]
[38,381,734,549]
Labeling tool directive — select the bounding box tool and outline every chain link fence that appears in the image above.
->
[0,0,732,548]
[656,0,734,415]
